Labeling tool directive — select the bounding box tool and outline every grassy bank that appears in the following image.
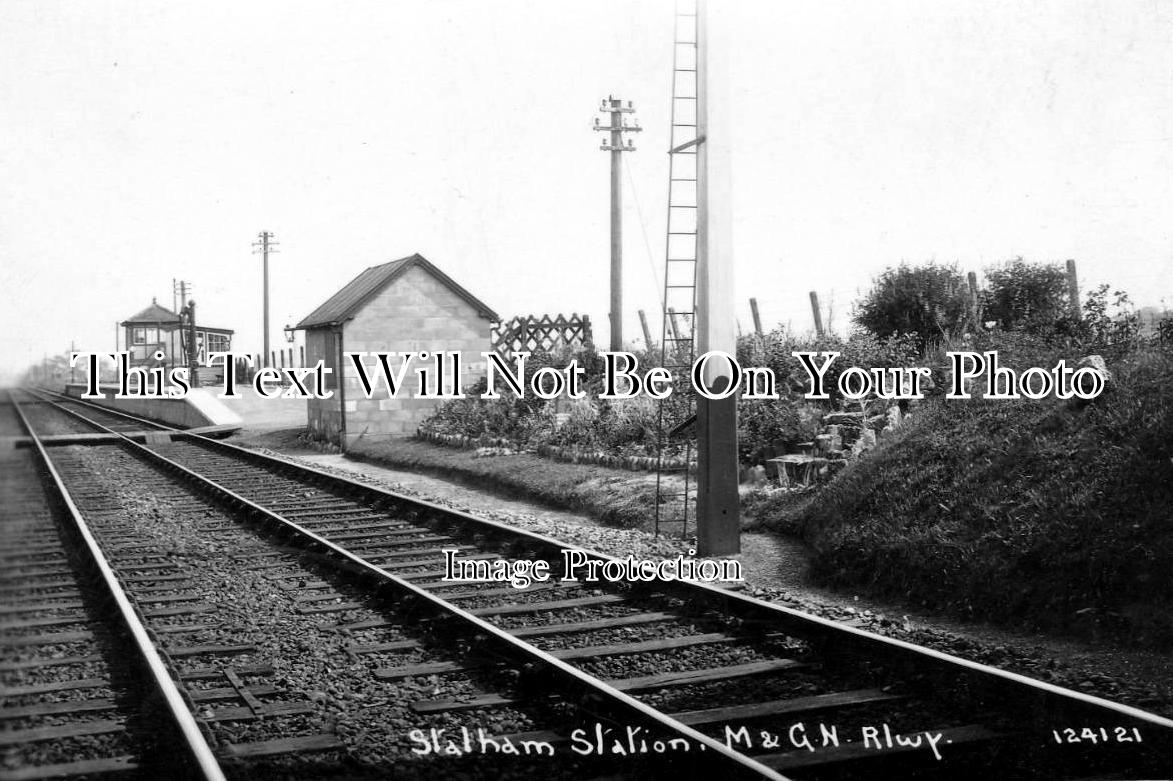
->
[758,348,1173,646]
[345,438,675,530]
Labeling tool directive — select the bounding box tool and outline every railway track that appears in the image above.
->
[13,396,168,438]
[1,395,221,780]
[7,394,671,779]
[7,388,1173,779]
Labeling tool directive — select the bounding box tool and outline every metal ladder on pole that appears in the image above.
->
[654,0,702,540]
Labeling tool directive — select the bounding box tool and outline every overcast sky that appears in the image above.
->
[3,0,1172,382]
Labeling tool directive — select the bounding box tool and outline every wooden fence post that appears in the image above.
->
[666,307,682,343]
[638,310,653,348]
[1066,259,1081,319]
[809,291,824,336]
[967,271,980,330]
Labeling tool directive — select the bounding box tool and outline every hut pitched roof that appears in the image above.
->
[295,253,498,329]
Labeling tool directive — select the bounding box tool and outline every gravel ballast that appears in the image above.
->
[44,444,648,780]
[240,441,1173,723]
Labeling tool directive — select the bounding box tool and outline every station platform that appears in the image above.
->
[213,392,306,432]
[61,383,307,434]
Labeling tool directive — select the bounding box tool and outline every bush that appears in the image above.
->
[921,328,1070,388]
[1082,284,1141,348]
[598,397,661,454]
[852,262,969,349]
[981,258,1075,337]
[420,346,668,457]
[738,327,921,409]
[540,397,601,449]
[738,400,823,462]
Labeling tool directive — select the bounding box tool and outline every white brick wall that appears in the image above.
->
[305,264,493,446]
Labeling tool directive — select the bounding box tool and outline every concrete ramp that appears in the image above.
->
[184,389,243,427]
[212,393,306,432]
[63,385,243,431]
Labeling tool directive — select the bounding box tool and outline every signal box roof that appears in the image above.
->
[122,299,180,324]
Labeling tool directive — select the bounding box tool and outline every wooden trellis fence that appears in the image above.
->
[491,314,594,358]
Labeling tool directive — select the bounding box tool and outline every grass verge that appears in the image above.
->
[345,438,675,530]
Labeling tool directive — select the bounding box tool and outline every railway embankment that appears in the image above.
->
[759,347,1173,649]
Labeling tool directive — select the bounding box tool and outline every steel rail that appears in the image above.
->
[31,390,1173,754]
[8,390,227,781]
[27,388,173,431]
[181,416,1173,734]
[28,390,794,780]
[215,433,1173,727]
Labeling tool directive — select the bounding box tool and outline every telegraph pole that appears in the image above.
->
[595,97,641,351]
[252,231,278,367]
[173,279,191,313]
[694,0,740,556]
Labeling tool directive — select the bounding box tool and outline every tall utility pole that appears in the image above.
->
[252,231,278,367]
[594,97,641,351]
[694,0,740,556]
[173,279,191,313]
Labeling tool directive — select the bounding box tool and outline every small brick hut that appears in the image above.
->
[295,254,498,446]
